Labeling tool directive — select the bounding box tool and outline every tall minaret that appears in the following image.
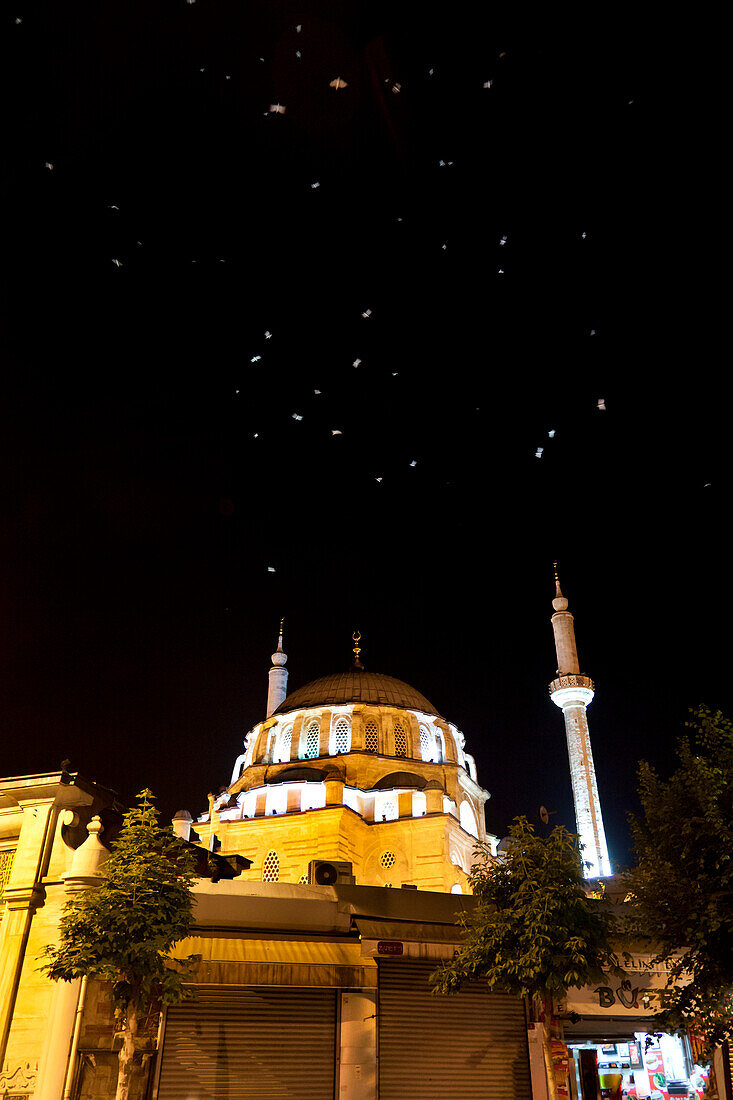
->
[549,565,612,878]
[266,619,288,717]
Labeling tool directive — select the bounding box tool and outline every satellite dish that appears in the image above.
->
[539,806,550,825]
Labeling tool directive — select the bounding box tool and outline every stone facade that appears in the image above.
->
[0,772,127,1098]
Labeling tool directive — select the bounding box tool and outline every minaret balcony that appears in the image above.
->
[549,674,595,709]
[549,673,594,694]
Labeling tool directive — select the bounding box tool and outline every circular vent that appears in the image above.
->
[314,861,339,885]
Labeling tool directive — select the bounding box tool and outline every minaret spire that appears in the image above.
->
[548,566,612,878]
[266,618,289,717]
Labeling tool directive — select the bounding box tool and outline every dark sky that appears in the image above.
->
[2,1,726,867]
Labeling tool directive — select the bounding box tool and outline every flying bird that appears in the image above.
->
[329,77,348,89]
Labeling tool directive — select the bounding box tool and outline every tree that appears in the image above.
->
[624,705,733,1057]
[42,790,198,1100]
[431,816,622,1100]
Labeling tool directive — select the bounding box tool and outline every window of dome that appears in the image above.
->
[376,794,398,822]
[265,786,288,816]
[451,882,463,894]
[364,720,379,752]
[380,850,396,868]
[435,730,446,763]
[304,720,320,759]
[393,721,407,757]
[412,790,427,817]
[274,725,292,764]
[460,800,479,839]
[419,724,433,761]
[262,850,280,882]
[301,782,326,812]
[332,717,351,755]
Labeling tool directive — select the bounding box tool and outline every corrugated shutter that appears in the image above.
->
[157,986,336,1099]
[378,959,531,1100]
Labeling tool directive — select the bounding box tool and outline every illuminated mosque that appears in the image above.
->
[185,565,610,887]
[186,626,496,893]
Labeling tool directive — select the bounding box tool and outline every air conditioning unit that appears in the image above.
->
[308,859,355,886]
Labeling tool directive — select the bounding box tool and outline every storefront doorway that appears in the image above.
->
[567,1032,709,1099]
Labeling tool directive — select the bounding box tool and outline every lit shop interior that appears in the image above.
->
[567,1031,709,1099]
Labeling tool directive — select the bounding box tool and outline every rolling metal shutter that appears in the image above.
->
[157,986,336,1099]
[378,959,531,1100]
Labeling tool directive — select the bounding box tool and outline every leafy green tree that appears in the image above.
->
[431,816,622,1100]
[42,790,198,1100]
[625,705,733,1056]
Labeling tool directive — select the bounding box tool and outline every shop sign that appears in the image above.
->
[562,954,673,1016]
[377,941,404,955]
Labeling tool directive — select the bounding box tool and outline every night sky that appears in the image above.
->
[2,2,726,868]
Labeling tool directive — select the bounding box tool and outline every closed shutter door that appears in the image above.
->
[157,986,336,1099]
[378,959,531,1100]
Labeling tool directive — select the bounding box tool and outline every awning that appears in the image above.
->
[168,932,377,988]
[170,934,371,967]
[354,918,464,944]
[563,1015,659,1042]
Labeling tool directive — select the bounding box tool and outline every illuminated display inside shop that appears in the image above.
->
[568,1032,710,1099]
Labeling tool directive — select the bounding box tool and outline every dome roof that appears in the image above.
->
[273,671,440,716]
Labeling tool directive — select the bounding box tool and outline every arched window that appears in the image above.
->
[364,720,379,753]
[419,724,433,762]
[274,725,292,764]
[460,800,479,839]
[393,721,407,758]
[332,717,351,755]
[304,720,320,760]
[435,730,446,763]
[262,850,280,882]
[451,883,463,894]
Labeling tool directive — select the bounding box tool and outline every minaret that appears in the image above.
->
[548,565,612,878]
[266,619,288,717]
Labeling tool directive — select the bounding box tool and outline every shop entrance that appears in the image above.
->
[566,1032,709,1099]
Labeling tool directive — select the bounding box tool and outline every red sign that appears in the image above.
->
[377,941,404,955]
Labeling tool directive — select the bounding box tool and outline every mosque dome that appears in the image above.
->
[201,630,493,894]
[274,670,439,717]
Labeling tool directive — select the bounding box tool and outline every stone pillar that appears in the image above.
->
[286,787,301,812]
[350,709,364,751]
[325,777,344,807]
[425,785,444,814]
[0,886,45,1062]
[398,792,413,818]
[35,815,109,1100]
[0,797,57,1065]
[319,711,332,756]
